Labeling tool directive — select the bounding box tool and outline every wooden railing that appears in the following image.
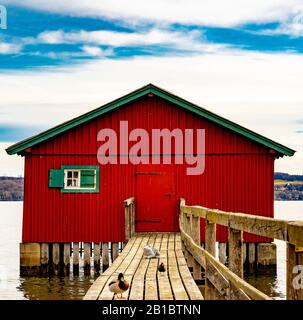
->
[124,197,135,241]
[180,198,303,300]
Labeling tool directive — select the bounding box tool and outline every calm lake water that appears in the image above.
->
[0,201,302,300]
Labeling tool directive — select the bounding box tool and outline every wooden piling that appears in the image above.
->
[112,243,119,262]
[73,242,79,275]
[63,243,70,275]
[40,243,49,275]
[248,243,256,272]
[94,242,100,274]
[83,243,91,275]
[256,243,276,271]
[20,243,41,276]
[102,242,109,271]
[52,243,60,276]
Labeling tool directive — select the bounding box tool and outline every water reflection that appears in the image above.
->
[18,274,96,300]
[245,272,284,300]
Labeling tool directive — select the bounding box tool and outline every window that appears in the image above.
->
[65,170,80,189]
[49,166,99,193]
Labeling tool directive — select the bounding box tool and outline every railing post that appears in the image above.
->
[125,202,130,241]
[228,228,244,299]
[287,221,303,300]
[192,215,202,280]
[205,212,218,300]
[131,201,135,237]
[186,213,194,269]
[228,228,243,278]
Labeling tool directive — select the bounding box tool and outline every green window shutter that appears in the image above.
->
[80,170,96,188]
[49,169,64,188]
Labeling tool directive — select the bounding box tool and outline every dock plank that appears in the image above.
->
[84,233,203,300]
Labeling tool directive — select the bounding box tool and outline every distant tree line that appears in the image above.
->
[274,172,303,181]
[0,177,24,201]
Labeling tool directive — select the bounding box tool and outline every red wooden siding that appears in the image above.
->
[22,95,275,243]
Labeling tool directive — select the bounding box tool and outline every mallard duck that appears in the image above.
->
[108,273,129,299]
[158,262,166,276]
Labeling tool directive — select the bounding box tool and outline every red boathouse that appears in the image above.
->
[6,84,295,245]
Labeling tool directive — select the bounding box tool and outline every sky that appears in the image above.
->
[0,1,302,176]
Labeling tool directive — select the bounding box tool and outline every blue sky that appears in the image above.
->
[0,1,303,174]
[1,5,303,71]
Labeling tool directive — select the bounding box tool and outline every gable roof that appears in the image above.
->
[6,83,295,156]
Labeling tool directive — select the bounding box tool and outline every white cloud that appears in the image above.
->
[256,12,303,37]
[0,50,303,174]
[4,0,303,27]
[81,45,104,56]
[36,28,218,53]
[0,43,22,54]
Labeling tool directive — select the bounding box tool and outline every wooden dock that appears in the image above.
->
[83,232,203,300]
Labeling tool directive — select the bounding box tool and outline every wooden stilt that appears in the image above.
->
[52,243,60,276]
[73,242,79,276]
[40,243,49,275]
[112,243,119,261]
[84,242,91,275]
[102,242,109,271]
[94,242,100,274]
[63,243,70,275]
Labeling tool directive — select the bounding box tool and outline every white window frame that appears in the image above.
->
[64,169,81,189]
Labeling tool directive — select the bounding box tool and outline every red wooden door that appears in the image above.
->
[135,164,177,232]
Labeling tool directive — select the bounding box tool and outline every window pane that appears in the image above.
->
[73,171,79,179]
[67,171,72,178]
[67,179,72,186]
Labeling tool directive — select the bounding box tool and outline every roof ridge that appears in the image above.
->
[6,83,295,157]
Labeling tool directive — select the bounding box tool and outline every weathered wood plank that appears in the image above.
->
[129,235,157,300]
[181,205,289,241]
[180,226,271,300]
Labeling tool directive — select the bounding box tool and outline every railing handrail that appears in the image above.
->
[180,200,303,246]
[180,223,271,300]
[179,198,303,300]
